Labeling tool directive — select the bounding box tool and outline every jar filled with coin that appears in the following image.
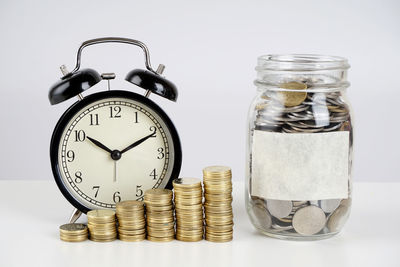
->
[246,54,353,240]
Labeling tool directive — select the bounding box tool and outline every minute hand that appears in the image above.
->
[121,132,156,154]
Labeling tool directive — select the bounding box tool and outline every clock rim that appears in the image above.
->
[50,90,182,214]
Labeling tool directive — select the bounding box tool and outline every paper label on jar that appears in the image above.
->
[251,131,349,200]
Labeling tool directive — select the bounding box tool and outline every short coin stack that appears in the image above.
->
[203,166,234,242]
[116,200,146,242]
[59,223,88,242]
[87,209,117,242]
[144,189,175,242]
[173,178,204,242]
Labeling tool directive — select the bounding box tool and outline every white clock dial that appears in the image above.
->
[57,97,176,210]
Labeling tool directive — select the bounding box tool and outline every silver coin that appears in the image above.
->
[290,125,323,133]
[272,224,294,232]
[340,198,352,208]
[251,202,272,229]
[266,199,293,219]
[319,199,341,213]
[323,122,342,132]
[292,206,326,235]
[327,205,349,232]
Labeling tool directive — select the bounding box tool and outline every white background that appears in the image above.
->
[0,0,399,182]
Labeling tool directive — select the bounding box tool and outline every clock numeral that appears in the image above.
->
[134,111,139,123]
[157,147,165,159]
[74,171,83,183]
[89,114,99,126]
[150,168,158,180]
[113,191,121,203]
[136,185,143,198]
[110,106,121,118]
[149,126,157,137]
[74,130,86,142]
[67,150,75,162]
[92,186,100,198]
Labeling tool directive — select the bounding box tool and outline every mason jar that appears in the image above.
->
[245,54,353,240]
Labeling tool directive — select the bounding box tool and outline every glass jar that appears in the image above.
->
[245,54,353,240]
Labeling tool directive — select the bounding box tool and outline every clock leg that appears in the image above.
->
[69,208,83,223]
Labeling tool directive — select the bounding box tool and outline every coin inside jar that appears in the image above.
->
[251,202,272,229]
[327,205,349,232]
[319,199,341,213]
[266,199,293,219]
[279,82,307,107]
[292,206,326,235]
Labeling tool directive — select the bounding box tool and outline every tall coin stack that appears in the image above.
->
[144,189,175,242]
[59,223,88,242]
[173,178,204,242]
[87,210,117,242]
[203,166,234,242]
[116,200,146,242]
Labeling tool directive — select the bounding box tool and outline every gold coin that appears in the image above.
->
[203,166,232,175]
[147,235,174,242]
[119,233,146,242]
[145,203,173,209]
[205,225,233,232]
[118,228,146,234]
[174,203,203,210]
[59,223,88,234]
[87,209,115,219]
[205,233,233,243]
[173,178,202,188]
[144,189,173,199]
[116,200,144,210]
[90,237,117,242]
[176,234,203,242]
[147,230,175,237]
[278,81,307,107]
[60,235,88,242]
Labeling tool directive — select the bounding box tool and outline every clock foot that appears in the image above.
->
[69,208,83,223]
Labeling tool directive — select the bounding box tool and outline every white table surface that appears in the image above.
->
[1,180,399,267]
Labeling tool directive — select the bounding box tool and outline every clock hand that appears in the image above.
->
[121,132,156,154]
[87,136,113,153]
[114,161,117,182]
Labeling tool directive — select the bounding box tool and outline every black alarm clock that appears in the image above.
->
[49,37,182,220]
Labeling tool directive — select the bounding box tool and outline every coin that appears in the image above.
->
[203,166,234,242]
[266,199,293,219]
[173,178,202,188]
[59,223,88,242]
[173,177,204,242]
[319,199,341,213]
[145,188,175,242]
[147,236,174,242]
[279,82,307,107]
[87,209,117,242]
[116,200,146,242]
[251,202,272,229]
[292,206,326,235]
[327,205,349,232]
[59,223,88,235]
[119,233,146,242]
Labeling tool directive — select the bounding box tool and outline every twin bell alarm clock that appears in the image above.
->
[48,37,182,221]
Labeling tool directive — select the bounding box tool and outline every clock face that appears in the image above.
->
[51,91,181,212]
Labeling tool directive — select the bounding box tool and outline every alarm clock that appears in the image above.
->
[48,37,182,219]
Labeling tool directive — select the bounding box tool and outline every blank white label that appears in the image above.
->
[251,131,349,200]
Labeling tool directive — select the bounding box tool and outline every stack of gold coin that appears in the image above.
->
[203,166,234,242]
[173,178,204,242]
[59,223,88,242]
[144,189,174,242]
[116,200,146,242]
[87,209,117,242]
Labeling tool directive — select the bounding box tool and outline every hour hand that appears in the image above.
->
[87,136,113,153]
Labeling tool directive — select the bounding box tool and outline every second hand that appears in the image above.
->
[114,161,117,182]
